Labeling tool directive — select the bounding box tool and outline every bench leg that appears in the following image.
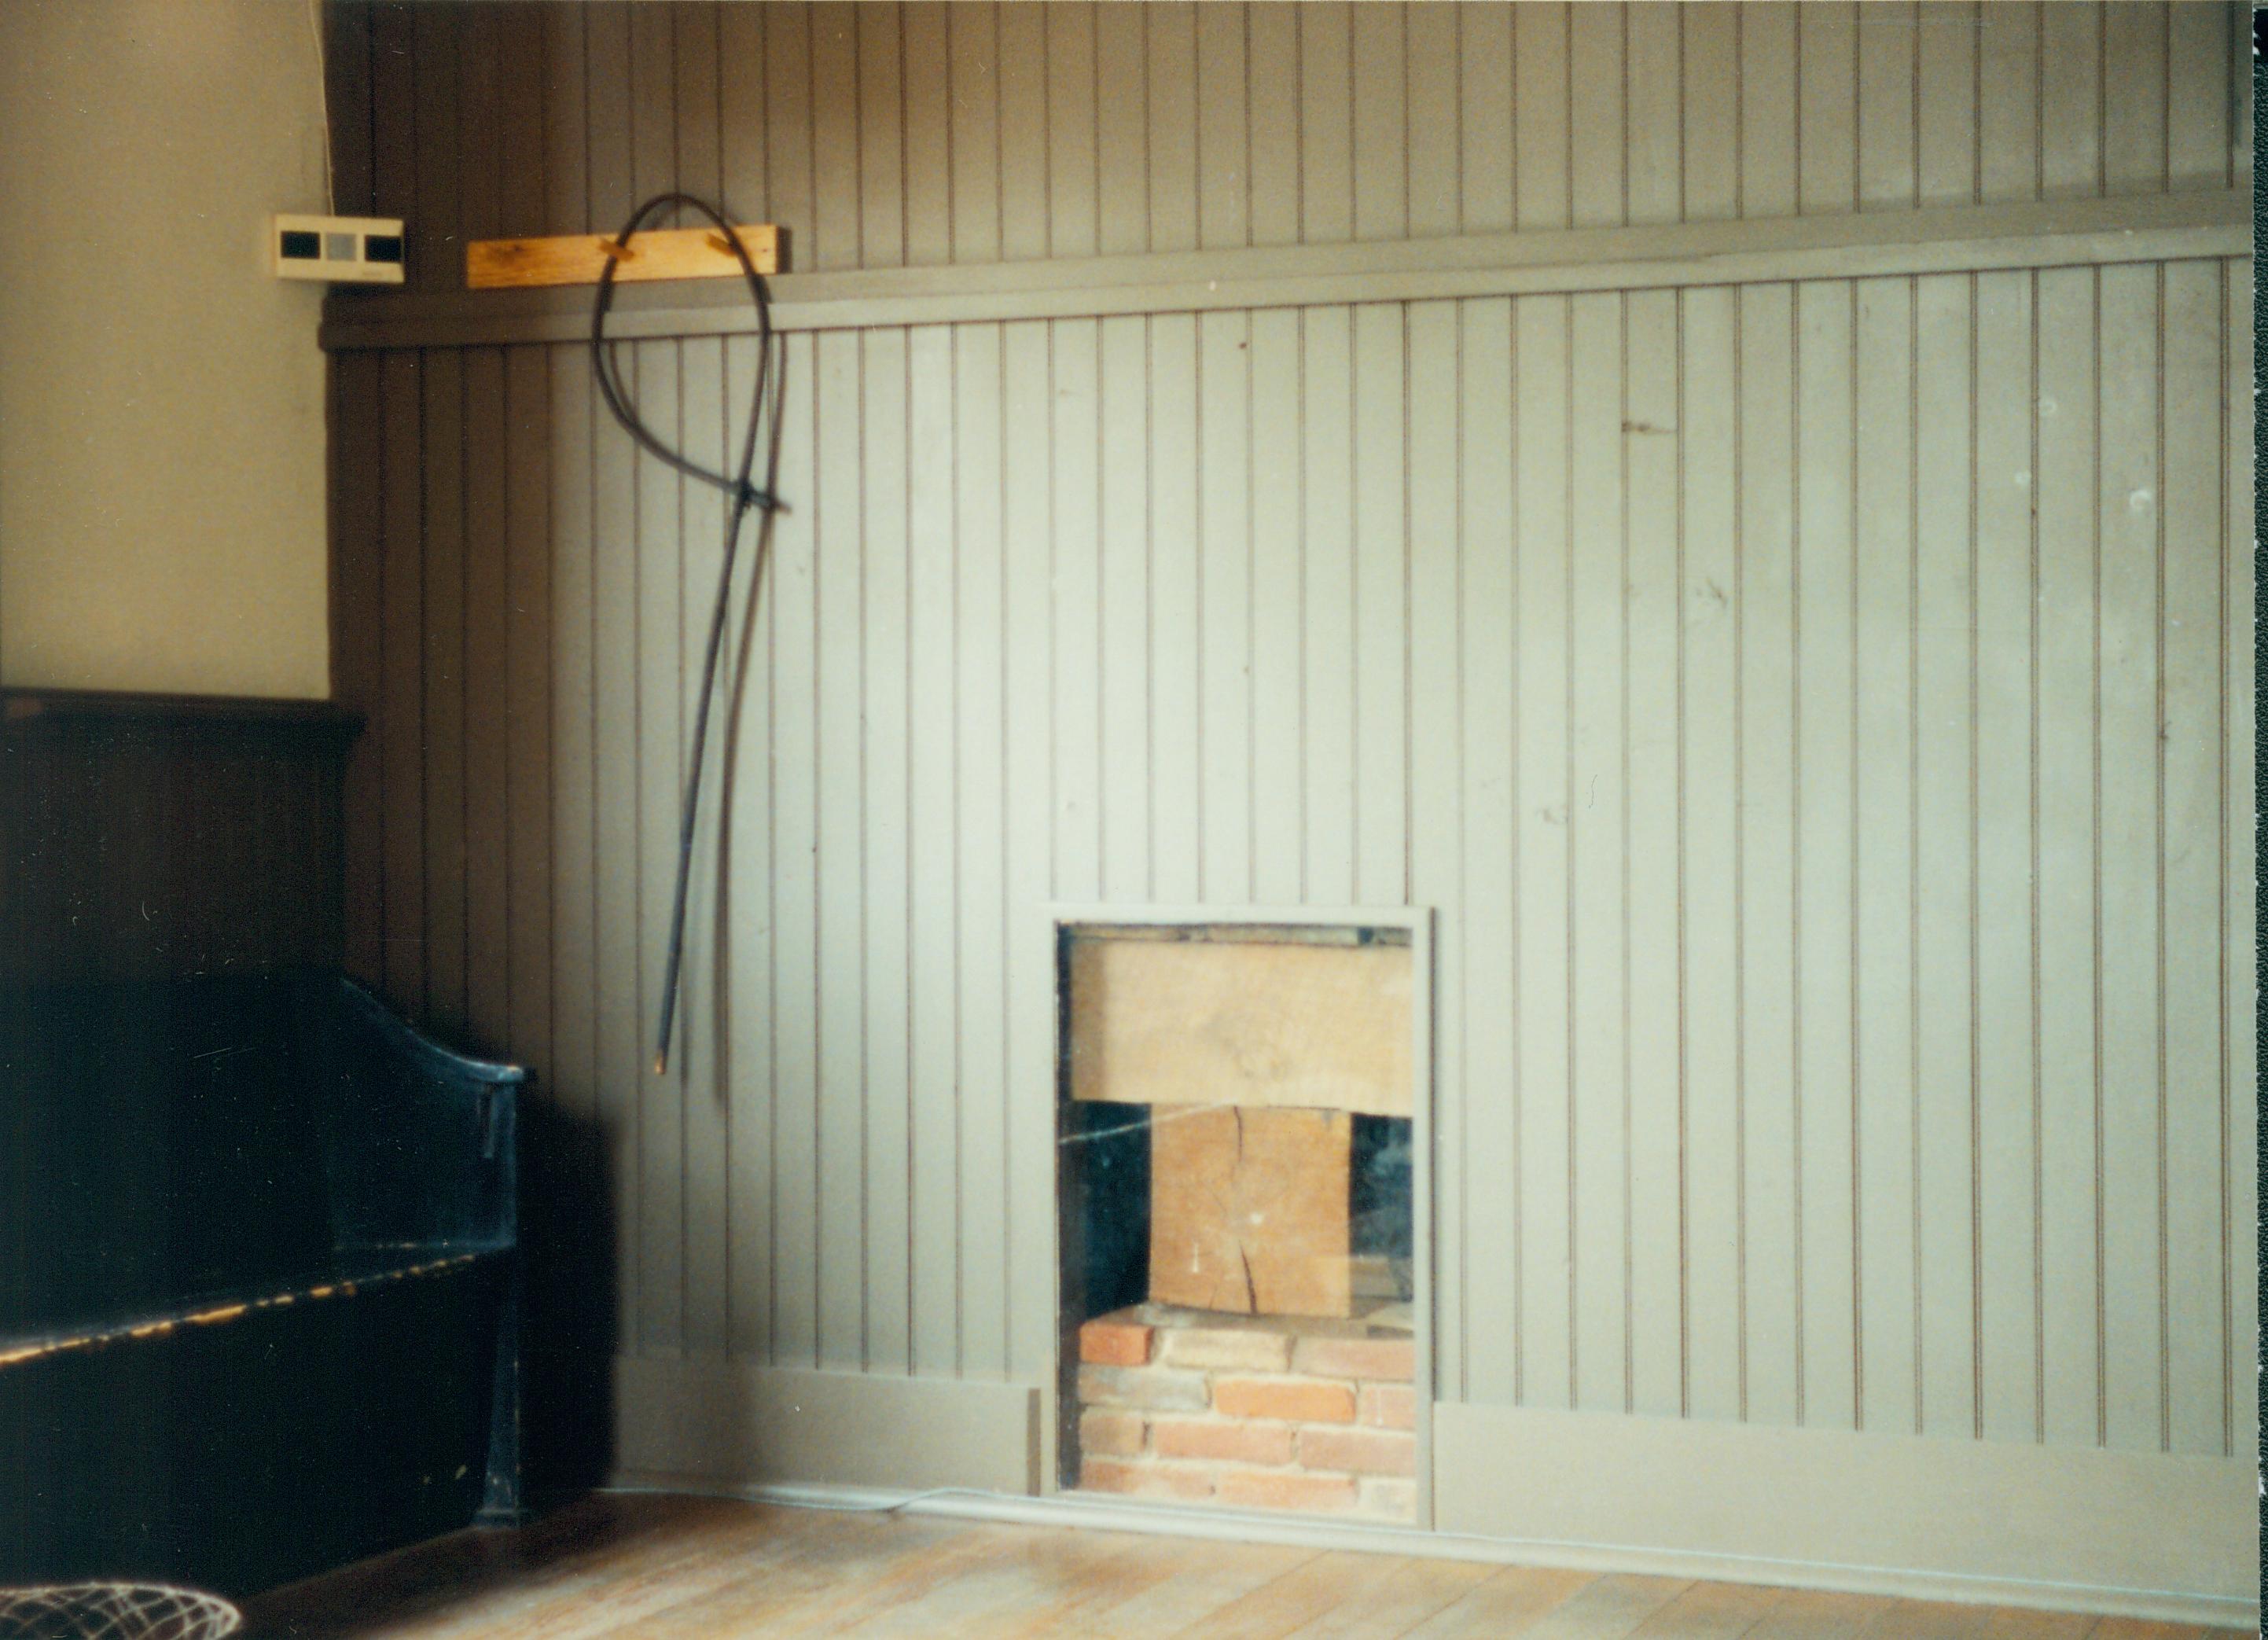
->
[476,1258,524,1526]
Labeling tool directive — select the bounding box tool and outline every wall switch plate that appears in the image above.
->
[273,214,406,284]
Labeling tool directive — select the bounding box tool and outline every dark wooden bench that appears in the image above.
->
[0,969,523,1596]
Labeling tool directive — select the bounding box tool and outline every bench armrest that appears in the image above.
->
[294,973,524,1258]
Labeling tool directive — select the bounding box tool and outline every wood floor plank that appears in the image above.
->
[240,1494,2247,1640]
[1398,1565,1597,1638]
[1509,1573,1696,1640]
[1064,1536,1321,1638]
[1178,1552,1422,1640]
[1627,1577,1790,1635]
[1274,1553,1500,1638]
[1739,1587,1896,1640]
[1972,1605,2105,1638]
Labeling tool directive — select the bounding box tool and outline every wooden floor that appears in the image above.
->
[241,1493,2252,1640]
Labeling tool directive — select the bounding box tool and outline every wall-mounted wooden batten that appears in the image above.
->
[329,189,2248,354]
[464,224,781,290]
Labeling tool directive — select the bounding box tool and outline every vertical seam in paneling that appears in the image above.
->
[1509,293,1527,1406]
[1788,281,1806,1428]
[1242,6,1255,250]
[1245,310,1258,890]
[1619,289,1635,1415]
[1731,5,1745,221]
[1298,311,1311,899]
[858,330,873,1370]
[952,324,966,1376]
[1673,289,1689,1421]
[1907,280,1924,1437]
[2214,255,2232,1457]
[1456,299,1470,1402]
[2028,267,2046,1447]
[1730,287,1749,1424]
[1454,6,1467,237]
[1350,308,1364,887]
[896,12,910,270]
[1968,270,1986,1442]
[1146,315,1160,896]
[2090,264,2107,1449]
[997,320,1013,1374]
[2152,261,2170,1454]
[1564,288,1582,1413]
[906,325,921,1357]
[1848,285,1865,1430]
[1401,303,1415,909]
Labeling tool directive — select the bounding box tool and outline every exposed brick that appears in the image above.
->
[1079,1315,1153,1366]
[1298,1425,1417,1477]
[1079,1409,1146,1458]
[1212,1377,1356,1424]
[1292,1336,1416,1381]
[1077,1364,1210,1412]
[1358,1383,1417,1431]
[1156,1326,1293,1373]
[1079,1458,1215,1501]
[1217,1469,1361,1513]
[1358,1477,1420,1520]
[1151,1418,1296,1466]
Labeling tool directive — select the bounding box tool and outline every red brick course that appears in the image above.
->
[1291,1336,1415,1381]
[1079,1316,1153,1366]
[1212,1376,1358,1424]
[1150,1418,1297,1466]
[1298,1425,1416,1477]
[1218,1469,1361,1512]
[1357,1383,1417,1430]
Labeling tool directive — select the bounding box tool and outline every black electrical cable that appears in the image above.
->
[590,193,781,1076]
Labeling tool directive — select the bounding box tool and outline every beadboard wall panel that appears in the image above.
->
[336,256,2255,1463]
[322,2,2251,285]
[322,2,2256,1535]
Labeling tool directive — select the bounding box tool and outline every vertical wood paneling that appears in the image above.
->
[906,324,958,1374]
[329,8,2252,1492]
[1458,296,1518,1406]
[1406,301,1464,1399]
[420,351,469,1039]
[2159,259,2225,1458]
[2094,263,2163,1452]
[1680,286,1741,1424]
[858,328,912,1375]
[1514,292,1572,1410]
[814,329,865,1369]
[1248,309,1303,904]
[1000,318,1057,1381]
[766,331,821,1366]
[2032,267,2102,1451]
[1736,282,1799,1429]
[1568,291,1628,1415]
[953,323,1009,1376]
[1302,308,1357,905]
[1912,272,1976,1440]
[1793,280,1859,1431]
[1624,290,1684,1420]
[1152,316,1204,904]
[1971,268,2039,1446]
[2220,259,2255,1461]
[1851,276,1917,1435]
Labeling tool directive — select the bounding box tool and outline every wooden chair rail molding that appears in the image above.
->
[324,188,2247,352]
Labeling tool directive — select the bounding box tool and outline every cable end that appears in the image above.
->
[653,1052,668,1077]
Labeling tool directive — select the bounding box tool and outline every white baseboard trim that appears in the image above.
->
[1433,1403,2259,1629]
[611,1354,1039,1495]
[601,1473,2258,1631]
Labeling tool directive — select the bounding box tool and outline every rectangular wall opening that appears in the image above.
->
[1055,918,1422,1522]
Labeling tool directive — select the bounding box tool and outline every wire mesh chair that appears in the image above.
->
[0,1585,241,1640]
